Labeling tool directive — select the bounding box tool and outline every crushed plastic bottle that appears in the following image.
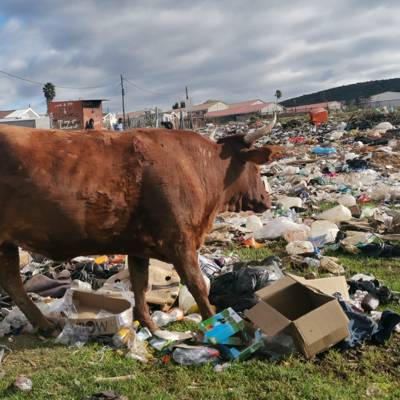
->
[151,308,184,327]
[172,346,220,365]
[14,376,32,392]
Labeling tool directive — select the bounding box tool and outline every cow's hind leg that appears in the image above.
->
[128,255,158,331]
[172,247,214,321]
[0,242,54,334]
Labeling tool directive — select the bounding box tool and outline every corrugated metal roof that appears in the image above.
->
[206,102,273,119]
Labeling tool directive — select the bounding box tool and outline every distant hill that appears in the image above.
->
[281,78,400,107]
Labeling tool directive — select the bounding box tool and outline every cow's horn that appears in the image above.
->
[244,113,277,144]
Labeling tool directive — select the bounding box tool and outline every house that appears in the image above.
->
[367,91,400,110]
[205,99,283,123]
[48,99,106,130]
[0,107,50,128]
[117,109,158,128]
[189,101,228,128]
[285,101,342,114]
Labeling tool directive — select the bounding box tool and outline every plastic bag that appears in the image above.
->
[310,220,339,244]
[55,322,90,348]
[179,274,210,314]
[254,217,310,240]
[316,204,352,223]
[286,241,314,255]
[245,215,263,232]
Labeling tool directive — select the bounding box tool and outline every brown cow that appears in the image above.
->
[0,118,280,333]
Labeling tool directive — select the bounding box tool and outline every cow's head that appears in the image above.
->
[217,114,283,213]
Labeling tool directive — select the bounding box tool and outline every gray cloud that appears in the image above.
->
[1,0,400,112]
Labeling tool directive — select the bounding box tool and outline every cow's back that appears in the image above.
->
[0,126,222,259]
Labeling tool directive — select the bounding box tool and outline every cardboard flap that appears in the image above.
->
[255,275,298,301]
[286,273,349,301]
[293,300,350,358]
[245,300,290,337]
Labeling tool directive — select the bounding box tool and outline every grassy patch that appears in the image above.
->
[1,244,400,399]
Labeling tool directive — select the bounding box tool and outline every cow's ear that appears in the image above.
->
[240,146,283,164]
[240,148,271,164]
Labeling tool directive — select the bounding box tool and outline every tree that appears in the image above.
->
[275,89,282,102]
[43,82,56,114]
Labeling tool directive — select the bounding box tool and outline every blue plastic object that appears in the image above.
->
[311,147,337,155]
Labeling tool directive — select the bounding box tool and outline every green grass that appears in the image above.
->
[1,244,400,399]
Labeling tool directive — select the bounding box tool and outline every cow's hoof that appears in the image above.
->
[37,320,58,338]
[140,318,159,333]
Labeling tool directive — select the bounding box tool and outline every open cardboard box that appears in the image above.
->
[285,273,350,300]
[49,290,132,336]
[245,276,350,359]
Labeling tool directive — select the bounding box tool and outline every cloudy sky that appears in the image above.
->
[0,0,399,113]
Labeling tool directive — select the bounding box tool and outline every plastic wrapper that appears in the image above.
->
[172,346,220,366]
[55,322,90,348]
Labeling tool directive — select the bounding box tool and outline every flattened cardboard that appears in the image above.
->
[101,258,180,308]
[286,273,350,300]
[245,276,349,359]
[51,290,132,336]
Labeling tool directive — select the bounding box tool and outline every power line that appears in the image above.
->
[0,69,116,90]
[124,78,182,98]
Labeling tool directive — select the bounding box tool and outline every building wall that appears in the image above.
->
[49,101,84,129]
[0,119,36,128]
[369,92,400,102]
[83,104,103,130]
[369,99,400,109]
[0,117,50,128]
[261,104,284,114]
[208,102,229,112]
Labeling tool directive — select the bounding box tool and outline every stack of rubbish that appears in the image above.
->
[2,111,400,367]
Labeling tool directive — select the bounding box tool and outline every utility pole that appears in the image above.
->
[120,74,126,128]
[185,85,193,129]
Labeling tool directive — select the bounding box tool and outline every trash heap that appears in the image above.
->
[1,110,400,367]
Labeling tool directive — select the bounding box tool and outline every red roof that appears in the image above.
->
[285,101,338,113]
[0,110,15,119]
[206,102,272,119]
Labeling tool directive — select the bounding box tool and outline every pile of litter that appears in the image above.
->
[2,110,400,369]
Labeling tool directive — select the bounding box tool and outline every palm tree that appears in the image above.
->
[274,89,282,114]
[43,82,56,114]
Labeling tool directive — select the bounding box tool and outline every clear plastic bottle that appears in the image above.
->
[172,346,220,365]
[151,308,184,327]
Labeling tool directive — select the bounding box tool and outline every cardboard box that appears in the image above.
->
[245,276,350,359]
[285,273,350,301]
[51,290,132,336]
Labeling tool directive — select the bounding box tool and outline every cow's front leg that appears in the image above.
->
[127,255,158,331]
[172,246,214,321]
[0,242,55,335]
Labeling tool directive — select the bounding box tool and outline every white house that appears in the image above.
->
[368,91,400,109]
[0,107,50,128]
